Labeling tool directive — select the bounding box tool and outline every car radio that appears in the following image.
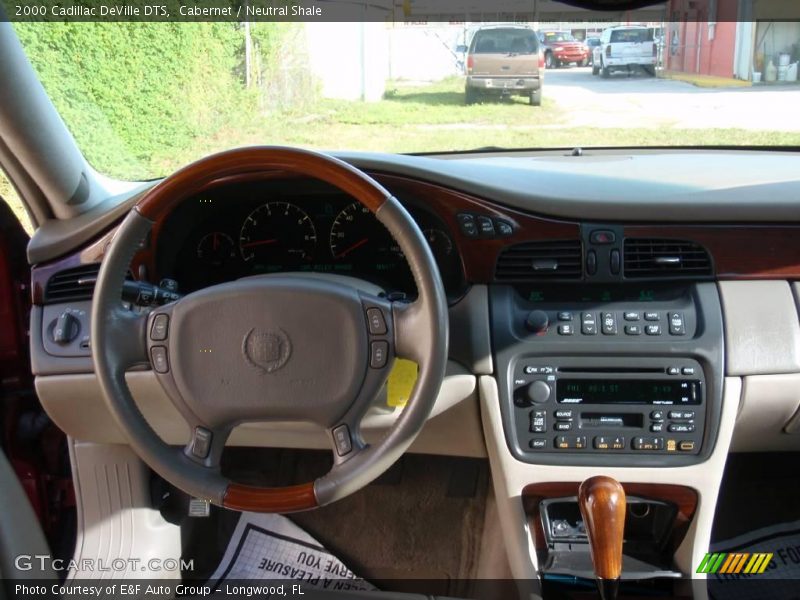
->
[510,357,706,457]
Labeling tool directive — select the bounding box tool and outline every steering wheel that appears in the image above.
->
[91,147,448,513]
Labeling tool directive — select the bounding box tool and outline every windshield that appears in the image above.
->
[11,19,800,181]
[543,32,575,42]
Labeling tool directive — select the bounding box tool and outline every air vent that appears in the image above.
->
[495,240,583,281]
[624,238,713,279]
[44,264,101,303]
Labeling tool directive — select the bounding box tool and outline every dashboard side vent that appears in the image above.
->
[495,240,583,281]
[623,238,713,279]
[44,264,101,303]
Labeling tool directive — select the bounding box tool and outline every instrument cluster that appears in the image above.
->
[155,178,466,298]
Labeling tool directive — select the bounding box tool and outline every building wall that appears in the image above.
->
[665,0,738,77]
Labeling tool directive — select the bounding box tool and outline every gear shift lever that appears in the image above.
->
[578,476,626,600]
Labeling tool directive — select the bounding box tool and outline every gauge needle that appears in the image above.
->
[336,237,369,258]
[242,239,278,248]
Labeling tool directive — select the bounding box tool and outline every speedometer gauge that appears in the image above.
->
[239,202,317,266]
[329,202,402,260]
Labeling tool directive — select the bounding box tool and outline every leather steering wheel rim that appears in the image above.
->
[91,146,449,513]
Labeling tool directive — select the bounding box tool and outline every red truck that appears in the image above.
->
[538,31,590,68]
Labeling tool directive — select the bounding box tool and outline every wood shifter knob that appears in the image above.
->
[578,476,626,600]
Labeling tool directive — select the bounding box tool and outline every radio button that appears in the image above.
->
[530,410,546,433]
[555,435,587,450]
[682,367,696,376]
[633,436,664,451]
[625,325,641,335]
[650,422,665,433]
[527,381,552,404]
[667,366,680,375]
[554,422,572,431]
[612,436,625,449]
[668,410,695,421]
[650,410,665,421]
[594,436,610,450]
[645,324,662,336]
[601,312,617,335]
[668,423,695,433]
[554,409,573,420]
[624,312,640,321]
[679,441,695,451]
[644,312,660,321]
[530,438,547,450]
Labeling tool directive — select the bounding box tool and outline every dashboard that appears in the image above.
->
[154,177,466,298]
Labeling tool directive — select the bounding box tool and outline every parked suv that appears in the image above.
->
[592,26,657,77]
[461,25,543,106]
[538,30,589,68]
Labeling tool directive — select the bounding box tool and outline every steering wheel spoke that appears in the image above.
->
[104,307,150,370]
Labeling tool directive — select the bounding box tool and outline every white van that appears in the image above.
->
[592,26,656,77]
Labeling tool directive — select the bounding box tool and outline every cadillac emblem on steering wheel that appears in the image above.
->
[243,328,292,374]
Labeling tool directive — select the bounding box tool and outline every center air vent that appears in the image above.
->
[495,240,583,281]
[624,238,713,279]
[44,264,101,303]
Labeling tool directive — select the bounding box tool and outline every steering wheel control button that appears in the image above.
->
[525,310,549,334]
[366,308,387,335]
[191,427,212,459]
[369,341,389,368]
[150,314,169,341]
[456,213,478,238]
[332,424,353,456]
[527,381,552,404]
[669,312,686,335]
[150,346,169,373]
[601,312,617,335]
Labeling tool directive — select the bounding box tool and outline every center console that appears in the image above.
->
[491,282,724,467]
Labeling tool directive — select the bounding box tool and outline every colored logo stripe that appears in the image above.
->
[697,552,772,574]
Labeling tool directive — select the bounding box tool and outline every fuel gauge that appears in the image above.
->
[197,232,236,267]
[423,228,453,259]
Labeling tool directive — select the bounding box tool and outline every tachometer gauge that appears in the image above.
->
[423,228,453,259]
[239,202,317,265]
[196,232,236,267]
[329,202,402,260]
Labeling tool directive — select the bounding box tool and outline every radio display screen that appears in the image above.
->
[557,379,700,405]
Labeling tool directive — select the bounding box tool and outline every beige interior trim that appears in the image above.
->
[731,374,800,451]
[37,360,485,457]
[478,375,742,581]
[718,280,800,376]
[67,439,182,580]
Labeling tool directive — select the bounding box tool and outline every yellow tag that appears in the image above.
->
[386,359,418,408]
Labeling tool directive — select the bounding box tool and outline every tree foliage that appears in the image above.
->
[13,22,308,179]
